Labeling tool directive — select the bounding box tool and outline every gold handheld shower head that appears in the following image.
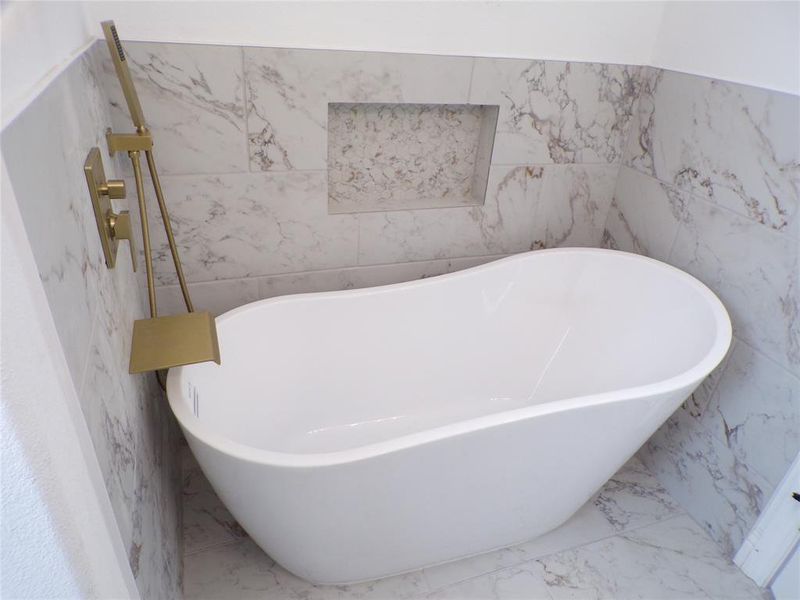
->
[101,20,147,131]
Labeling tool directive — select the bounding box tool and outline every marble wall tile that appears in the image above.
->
[531,163,618,249]
[357,165,534,264]
[157,277,261,317]
[639,401,776,559]
[94,40,248,175]
[2,56,104,386]
[145,171,358,285]
[156,255,507,316]
[602,165,685,261]
[183,537,430,600]
[328,103,494,213]
[469,58,641,165]
[699,340,800,488]
[78,329,138,553]
[611,66,798,563]
[244,47,474,171]
[3,48,181,598]
[669,195,799,374]
[624,68,800,235]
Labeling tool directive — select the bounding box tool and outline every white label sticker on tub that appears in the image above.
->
[188,383,200,417]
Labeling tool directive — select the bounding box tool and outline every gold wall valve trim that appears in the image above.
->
[84,147,136,271]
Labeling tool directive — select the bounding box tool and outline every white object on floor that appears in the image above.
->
[168,248,732,584]
[735,451,800,586]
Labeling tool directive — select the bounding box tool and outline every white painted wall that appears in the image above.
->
[81,1,665,64]
[0,1,95,125]
[2,0,797,123]
[651,1,799,96]
[81,0,800,94]
[0,160,138,598]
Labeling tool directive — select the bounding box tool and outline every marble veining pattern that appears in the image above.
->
[356,166,534,264]
[2,48,182,598]
[602,166,686,261]
[328,103,494,212]
[697,341,799,489]
[531,164,618,249]
[469,59,641,165]
[91,41,645,312]
[669,194,799,374]
[624,67,800,235]
[530,515,764,600]
[144,171,358,285]
[95,40,248,175]
[182,456,762,599]
[605,66,798,562]
[244,47,474,172]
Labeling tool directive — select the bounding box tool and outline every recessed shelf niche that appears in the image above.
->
[327,103,499,214]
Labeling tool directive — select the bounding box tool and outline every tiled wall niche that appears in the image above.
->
[93,40,639,315]
[327,103,499,213]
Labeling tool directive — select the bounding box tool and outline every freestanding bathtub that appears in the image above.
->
[167,248,731,584]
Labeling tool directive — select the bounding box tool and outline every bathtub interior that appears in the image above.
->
[172,250,725,455]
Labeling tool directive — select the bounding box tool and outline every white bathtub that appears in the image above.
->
[167,248,731,584]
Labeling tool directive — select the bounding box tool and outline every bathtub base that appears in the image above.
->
[184,386,695,584]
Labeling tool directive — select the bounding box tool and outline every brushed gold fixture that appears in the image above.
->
[129,312,220,374]
[98,20,220,375]
[106,129,152,154]
[84,147,136,271]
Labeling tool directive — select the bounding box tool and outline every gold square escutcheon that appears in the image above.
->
[129,311,221,374]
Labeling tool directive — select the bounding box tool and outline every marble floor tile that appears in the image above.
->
[592,456,684,533]
[183,537,429,600]
[183,457,247,556]
[422,499,615,593]
[183,456,707,599]
[427,564,553,600]
[531,515,765,600]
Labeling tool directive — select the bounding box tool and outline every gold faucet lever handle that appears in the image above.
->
[99,179,126,199]
[109,211,137,272]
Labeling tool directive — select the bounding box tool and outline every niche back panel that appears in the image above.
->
[327,103,498,213]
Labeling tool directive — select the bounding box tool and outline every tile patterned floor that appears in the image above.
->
[181,452,766,599]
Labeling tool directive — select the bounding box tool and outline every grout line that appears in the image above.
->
[183,537,247,558]
[623,163,799,242]
[466,57,477,103]
[425,512,691,595]
[241,46,252,174]
[76,309,102,401]
[153,253,510,288]
[737,336,800,383]
[136,163,625,179]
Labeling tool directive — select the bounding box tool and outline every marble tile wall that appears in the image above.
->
[94,40,639,314]
[1,52,182,597]
[603,67,800,557]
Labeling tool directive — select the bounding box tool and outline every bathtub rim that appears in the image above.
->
[167,248,732,468]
